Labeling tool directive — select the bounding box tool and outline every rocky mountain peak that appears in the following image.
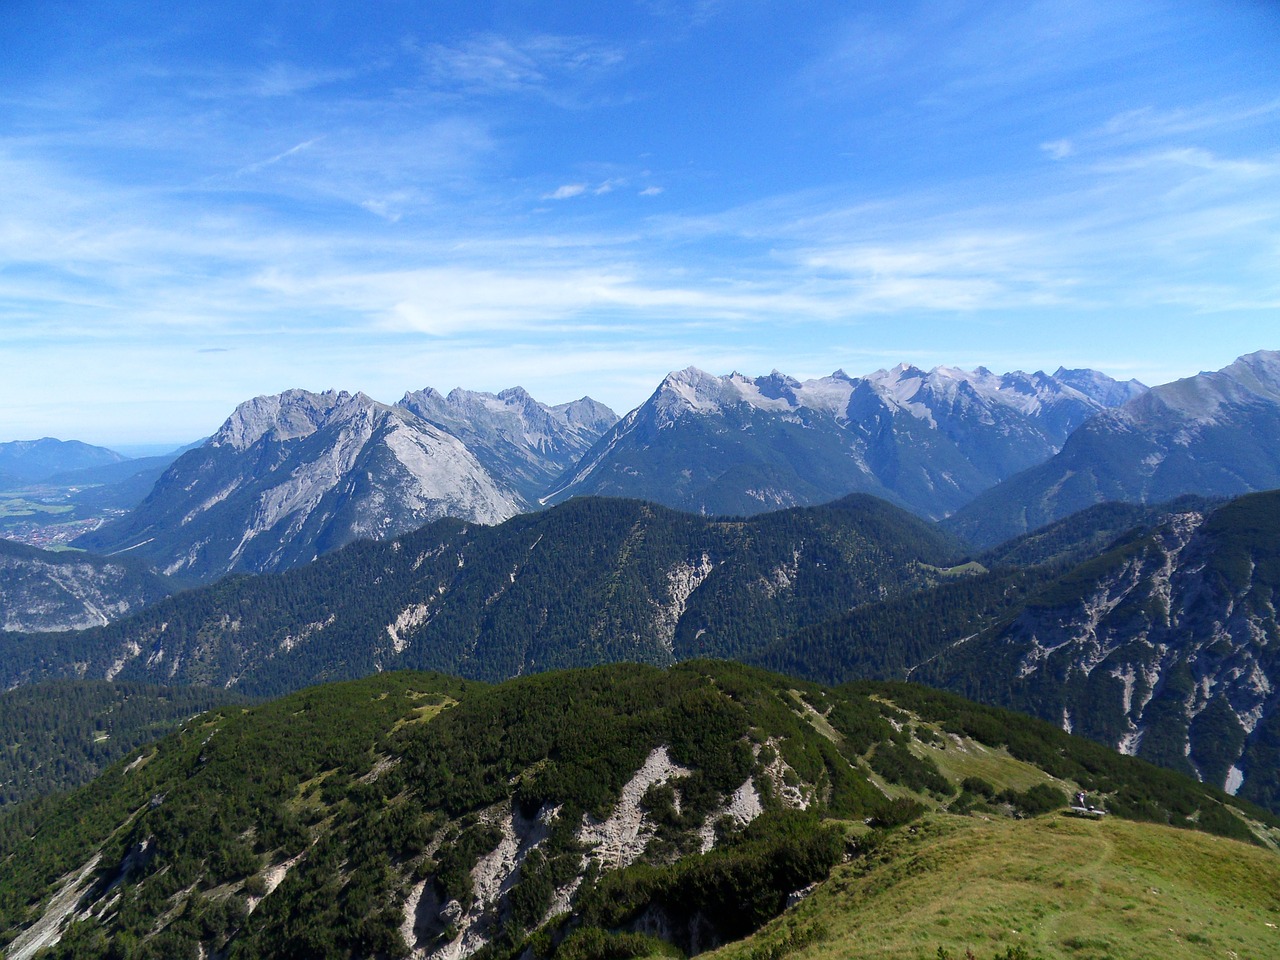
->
[553,396,618,432]
[1120,348,1280,427]
[654,367,731,416]
[495,385,535,405]
[395,384,618,506]
[212,389,365,452]
[1052,367,1149,408]
[1220,349,1280,400]
[753,369,803,400]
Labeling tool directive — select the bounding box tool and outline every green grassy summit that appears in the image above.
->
[717,814,1280,960]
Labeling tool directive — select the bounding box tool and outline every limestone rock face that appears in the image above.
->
[77,390,525,581]
[0,540,174,632]
[398,386,616,502]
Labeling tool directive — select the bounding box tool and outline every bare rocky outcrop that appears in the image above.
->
[651,555,716,655]
[697,777,764,853]
[405,745,782,960]
[580,746,693,870]
[409,802,561,960]
[0,540,174,633]
[6,854,102,960]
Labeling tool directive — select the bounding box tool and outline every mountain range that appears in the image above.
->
[66,359,1159,584]
[0,439,128,486]
[3,350,1280,809]
[947,350,1280,546]
[544,363,1144,519]
[3,351,1280,960]
[18,353,1280,589]
[58,352,1280,590]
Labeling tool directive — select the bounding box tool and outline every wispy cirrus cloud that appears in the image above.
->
[1041,139,1074,160]
[2,0,1278,443]
[419,33,624,103]
[234,137,321,177]
[247,62,362,98]
[1040,99,1280,167]
[4,101,1276,353]
[1096,99,1280,143]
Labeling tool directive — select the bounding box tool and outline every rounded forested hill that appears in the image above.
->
[2,662,1275,960]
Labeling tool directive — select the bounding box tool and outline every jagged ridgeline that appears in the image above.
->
[0,495,966,696]
[4,663,1278,960]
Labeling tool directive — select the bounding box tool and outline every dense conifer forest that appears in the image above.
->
[0,681,242,807]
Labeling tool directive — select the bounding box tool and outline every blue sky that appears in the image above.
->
[2,0,1278,445]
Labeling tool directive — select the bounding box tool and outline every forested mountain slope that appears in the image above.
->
[747,491,1280,813]
[0,680,242,808]
[2,663,1273,960]
[918,489,1280,811]
[2,495,965,696]
[743,498,1219,686]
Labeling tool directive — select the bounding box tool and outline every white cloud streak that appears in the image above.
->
[544,183,586,200]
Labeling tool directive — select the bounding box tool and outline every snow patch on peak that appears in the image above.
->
[860,362,1120,425]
